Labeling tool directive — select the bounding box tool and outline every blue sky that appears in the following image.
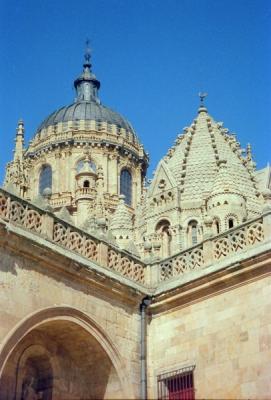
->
[0,0,270,183]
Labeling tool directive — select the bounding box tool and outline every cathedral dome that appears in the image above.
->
[37,101,135,135]
[31,44,139,147]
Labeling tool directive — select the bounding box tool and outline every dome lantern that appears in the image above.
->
[74,40,101,103]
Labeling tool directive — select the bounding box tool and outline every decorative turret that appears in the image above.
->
[4,119,29,197]
[109,195,134,249]
[75,147,97,226]
[206,159,247,232]
[14,119,25,162]
[75,157,97,190]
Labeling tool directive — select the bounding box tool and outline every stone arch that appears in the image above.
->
[225,213,239,230]
[155,218,172,258]
[0,306,131,399]
[15,343,55,400]
[185,218,201,247]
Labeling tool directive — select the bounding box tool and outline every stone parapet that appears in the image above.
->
[156,214,268,284]
[0,188,146,286]
[0,187,270,291]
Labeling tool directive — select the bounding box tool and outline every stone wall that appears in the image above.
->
[0,241,142,399]
[148,275,271,399]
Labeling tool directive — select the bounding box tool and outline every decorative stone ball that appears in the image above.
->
[96,218,106,227]
[144,242,152,251]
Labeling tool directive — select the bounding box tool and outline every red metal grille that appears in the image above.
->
[157,366,195,400]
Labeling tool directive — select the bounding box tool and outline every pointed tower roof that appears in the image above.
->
[164,97,261,216]
[109,195,133,233]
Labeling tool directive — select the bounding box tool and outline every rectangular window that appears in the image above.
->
[157,366,195,400]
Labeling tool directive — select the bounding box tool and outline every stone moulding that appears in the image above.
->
[0,188,270,291]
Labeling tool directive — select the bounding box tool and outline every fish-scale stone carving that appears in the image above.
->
[138,103,264,257]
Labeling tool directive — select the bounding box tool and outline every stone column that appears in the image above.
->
[108,154,118,195]
[203,215,214,267]
[41,213,54,239]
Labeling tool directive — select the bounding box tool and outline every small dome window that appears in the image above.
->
[39,164,52,195]
[83,180,90,188]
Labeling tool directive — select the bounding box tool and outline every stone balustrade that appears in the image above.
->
[49,193,73,207]
[0,188,269,287]
[158,215,267,282]
[158,244,204,282]
[212,219,264,260]
[75,187,96,199]
[0,188,146,285]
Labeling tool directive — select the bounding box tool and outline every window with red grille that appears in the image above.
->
[157,366,195,400]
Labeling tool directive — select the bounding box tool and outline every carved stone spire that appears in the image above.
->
[109,195,134,249]
[14,119,25,162]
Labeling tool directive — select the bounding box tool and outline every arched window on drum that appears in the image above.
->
[39,165,52,195]
[120,169,132,205]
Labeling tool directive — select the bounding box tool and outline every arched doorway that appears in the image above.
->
[18,344,53,400]
[0,307,128,400]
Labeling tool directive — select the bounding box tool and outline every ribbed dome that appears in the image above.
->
[34,46,138,143]
[37,101,136,134]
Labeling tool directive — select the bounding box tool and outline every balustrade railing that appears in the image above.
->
[75,187,96,198]
[158,216,266,282]
[0,190,43,234]
[213,219,264,260]
[0,188,268,287]
[0,189,146,285]
[159,244,204,281]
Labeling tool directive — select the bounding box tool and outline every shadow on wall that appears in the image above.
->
[0,307,128,400]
